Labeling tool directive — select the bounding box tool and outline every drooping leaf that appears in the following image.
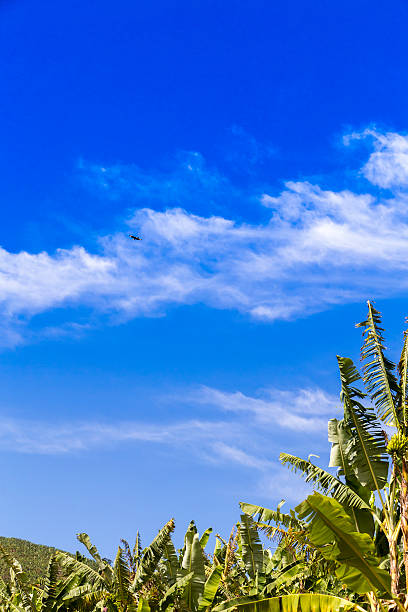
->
[296,492,391,595]
[240,503,304,530]
[55,550,106,592]
[279,453,371,510]
[199,527,213,551]
[76,533,103,563]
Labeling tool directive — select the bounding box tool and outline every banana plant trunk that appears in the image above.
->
[389,536,400,597]
[401,458,408,591]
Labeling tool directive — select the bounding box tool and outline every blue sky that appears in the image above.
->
[2,0,408,555]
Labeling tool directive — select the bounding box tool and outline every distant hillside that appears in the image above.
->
[0,536,61,584]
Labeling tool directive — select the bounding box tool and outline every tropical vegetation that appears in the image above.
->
[3,301,408,612]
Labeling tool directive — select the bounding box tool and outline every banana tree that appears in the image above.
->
[242,302,408,609]
[53,519,224,612]
[158,519,222,612]
[56,519,176,611]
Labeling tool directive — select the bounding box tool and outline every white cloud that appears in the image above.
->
[0,417,241,455]
[345,129,408,189]
[4,129,408,345]
[211,442,273,470]
[188,386,339,432]
[0,385,334,455]
[0,384,337,505]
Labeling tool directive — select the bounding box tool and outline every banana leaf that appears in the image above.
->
[240,514,264,580]
[296,492,391,595]
[213,593,365,612]
[198,563,222,611]
[132,518,175,590]
[181,531,206,610]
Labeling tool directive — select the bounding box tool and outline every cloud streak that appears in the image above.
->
[188,386,339,432]
[0,386,336,453]
[0,385,337,503]
[2,128,408,345]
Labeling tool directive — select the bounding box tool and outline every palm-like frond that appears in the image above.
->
[54,571,83,605]
[257,523,315,559]
[240,503,305,531]
[162,534,179,587]
[132,518,175,590]
[41,552,59,611]
[262,561,308,595]
[62,583,106,606]
[55,551,106,592]
[133,531,143,564]
[356,302,399,426]
[239,515,264,580]
[398,329,408,429]
[279,453,371,510]
[337,356,389,492]
[114,546,131,605]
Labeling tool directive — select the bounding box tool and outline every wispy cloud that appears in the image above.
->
[188,386,339,432]
[3,128,408,345]
[0,384,337,503]
[0,416,240,455]
[210,442,274,471]
[0,386,335,454]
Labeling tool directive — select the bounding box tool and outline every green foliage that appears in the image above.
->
[296,493,391,595]
[212,593,365,612]
[133,518,175,591]
[356,302,399,426]
[239,515,263,580]
[336,356,389,491]
[0,537,57,585]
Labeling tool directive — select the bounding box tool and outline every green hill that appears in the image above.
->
[0,536,61,584]
[0,536,99,585]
